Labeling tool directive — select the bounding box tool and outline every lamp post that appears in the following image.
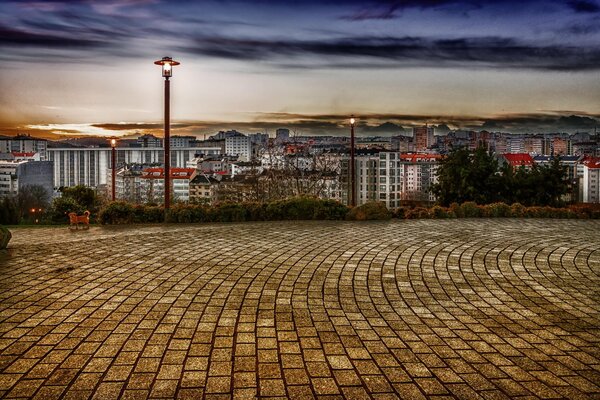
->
[350,116,356,207]
[110,138,117,201]
[154,56,180,210]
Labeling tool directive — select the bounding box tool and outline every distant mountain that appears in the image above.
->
[361,122,405,136]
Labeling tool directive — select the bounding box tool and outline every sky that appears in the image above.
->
[0,0,599,139]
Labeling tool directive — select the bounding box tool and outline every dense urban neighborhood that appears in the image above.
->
[1,127,599,217]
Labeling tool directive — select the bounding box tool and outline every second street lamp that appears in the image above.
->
[154,56,180,211]
[350,116,356,207]
[110,138,117,201]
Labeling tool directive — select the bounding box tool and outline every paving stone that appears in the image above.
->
[1,220,599,398]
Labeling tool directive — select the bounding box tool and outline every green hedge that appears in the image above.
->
[346,202,392,221]
[98,199,600,225]
[99,197,349,224]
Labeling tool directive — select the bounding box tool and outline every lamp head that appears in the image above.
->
[154,56,180,78]
[110,139,117,147]
[350,117,355,125]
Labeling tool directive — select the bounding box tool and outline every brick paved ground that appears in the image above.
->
[0,219,599,399]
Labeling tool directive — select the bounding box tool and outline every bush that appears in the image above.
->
[98,201,135,224]
[510,203,526,218]
[0,197,20,225]
[484,202,512,218]
[346,202,392,221]
[133,205,164,223]
[245,202,267,221]
[214,203,248,222]
[449,202,463,218]
[98,197,349,224]
[430,205,451,219]
[0,226,11,250]
[393,207,408,219]
[569,204,600,219]
[48,196,86,224]
[404,207,432,219]
[459,201,483,218]
[313,199,349,220]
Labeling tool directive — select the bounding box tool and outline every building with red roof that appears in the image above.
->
[499,153,534,169]
[582,157,600,203]
[139,167,195,202]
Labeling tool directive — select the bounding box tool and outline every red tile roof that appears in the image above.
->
[141,167,195,179]
[502,153,534,166]
[11,152,36,157]
[582,157,600,169]
[400,153,442,163]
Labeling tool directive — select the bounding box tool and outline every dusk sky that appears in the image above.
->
[1,0,599,138]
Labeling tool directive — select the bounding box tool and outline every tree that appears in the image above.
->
[432,148,570,207]
[431,146,500,206]
[0,197,19,225]
[47,185,102,224]
[17,185,50,221]
[60,185,101,213]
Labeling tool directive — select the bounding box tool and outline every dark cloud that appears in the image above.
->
[0,25,109,48]
[568,0,600,13]
[479,114,598,133]
[181,35,600,71]
[92,123,194,130]
[341,0,478,20]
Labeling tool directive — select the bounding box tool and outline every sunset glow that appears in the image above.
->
[1,0,599,138]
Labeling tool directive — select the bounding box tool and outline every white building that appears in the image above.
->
[0,159,53,198]
[343,151,441,208]
[0,135,48,161]
[170,135,196,148]
[582,158,600,203]
[48,147,220,189]
[225,135,252,161]
[139,168,195,203]
[275,128,290,144]
[507,137,525,153]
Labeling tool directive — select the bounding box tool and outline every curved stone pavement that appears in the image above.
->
[0,220,599,399]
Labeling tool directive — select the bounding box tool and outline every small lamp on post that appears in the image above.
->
[154,56,180,211]
[110,138,117,201]
[350,116,356,207]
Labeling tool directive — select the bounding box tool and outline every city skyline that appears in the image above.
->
[1,0,599,139]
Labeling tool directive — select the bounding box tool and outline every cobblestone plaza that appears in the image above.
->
[1,220,599,399]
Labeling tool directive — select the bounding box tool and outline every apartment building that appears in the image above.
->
[342,151,441,208]
[48,147,220,189]
[413,126,435,152]
[225,135,252,161]
[139,168,195,203]
[0,160,53,198]
[582,158,600,203]
[0,135,48,161]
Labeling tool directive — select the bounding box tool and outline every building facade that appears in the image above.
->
[582,158,600,203]
[139,168,195,203]
[342,151,441,208]
[225,136,252,161]
[0,135,48,161]
[48,147,220,189]
[413,126,435,152]
[0,160,53,198]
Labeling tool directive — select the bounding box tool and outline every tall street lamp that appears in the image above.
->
[350,116,356,207]
[110,138,117,201]
[154,56,180,210]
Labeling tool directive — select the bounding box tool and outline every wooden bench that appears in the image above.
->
[69,211,90,230]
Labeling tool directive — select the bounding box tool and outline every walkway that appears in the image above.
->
[1,220,599,399]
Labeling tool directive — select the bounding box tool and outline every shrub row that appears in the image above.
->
[99,197,349,224]
[98,199,600,225]
[396,202,600,219]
